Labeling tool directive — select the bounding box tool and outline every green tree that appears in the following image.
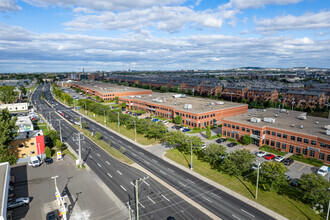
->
[44,147,51,158]
[299,173,330,208]
[221,149,255,176]
[203,143,226,167]
[121,102,127,109]
[81,121,87,129]
[0,109,18,164]
[255,161,287,191]
[160,86,168,93]
[55,139,64,151]
[206,126,211,139]
[19,85,27,95]
[174,115,182,124]
[0,86,19,104]
[95,132,102,140]
[242,135,253,145]
[162,131,188,152]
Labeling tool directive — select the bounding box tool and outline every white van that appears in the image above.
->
[317,165,329,177]
[28,156,42,167]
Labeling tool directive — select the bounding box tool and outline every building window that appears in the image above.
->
[319,153,324,160]
[283,134,287,139]
[232,124,235,128]
[303,148,308,155]
[228,124,231,128]
[289,145,294,153]
[311,140,316,146]
[327,155,330,162]
[309,150,315,158]
[242,127,245,131]
[320,143,326,148]
[25,146,29,148]
[266,130,270,135]
[276,142,281,148]
[277,133,281,138]
[30,151,35,154]
[295,147,301,154]
[304,139,309,144]
[290,136,295,141]
[282,143,286,150]
[19,144,23,148]
[224,123,227,127]
[271,131,276,136]
[266,139,269,145]
[22,153,26,157]
[9,145,14,149]
[236,126,239,130]
[271,140,275,146]
[246,128,250,132]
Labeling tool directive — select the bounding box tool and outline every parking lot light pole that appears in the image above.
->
[56,119,62,142]
[117,112,120,132]
[255,162,261,199]
[131,119,137,142]
[187,139,193,170]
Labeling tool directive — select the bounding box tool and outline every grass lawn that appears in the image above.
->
[188,128,208,134]
[33,123,50,136]
[78,109,159,145]
[289,155,324,167]
[165,148,323,220]
[260,145,288,156]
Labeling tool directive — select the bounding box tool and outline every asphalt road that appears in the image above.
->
[32,85,211,220]
[36,84,275,220]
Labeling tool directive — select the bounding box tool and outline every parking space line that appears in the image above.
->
[96,153,101,157]
[147,196,156,204]
[152,159,158,163]
[117,170,122,175]
[139,203,145,208]
[120,185,127,192]
[298,165,306,171]
[97,163,101,167]
[159,170,166,175]
[178,181,187,187]
[144,160,150,165]
[89,155,93,159]
[143,180,150,186]
[232,214,240,220]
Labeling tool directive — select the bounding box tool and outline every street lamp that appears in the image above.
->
[255,162,261,199]
[117,112,120,132]
[131,119,137,142]
[187,139,193,170]
[56,119,62,143]
[84,101,87,116]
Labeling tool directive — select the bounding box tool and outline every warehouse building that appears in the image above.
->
[222,108,330,164]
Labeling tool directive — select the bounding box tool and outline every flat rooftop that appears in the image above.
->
[74,82,151,94]
[225,108,330,140]
[14,130,43,140]
[123,92,246,114]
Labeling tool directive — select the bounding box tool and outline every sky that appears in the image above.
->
[0,0,329,72]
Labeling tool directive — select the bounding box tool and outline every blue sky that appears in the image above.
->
[0,0,329,72]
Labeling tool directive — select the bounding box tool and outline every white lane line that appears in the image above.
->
[139,151,144,155]
[167,168,175,172]
[75,149,78,151]
[97,163,101,167]
[211,192,221,199]
[120,185,127,192]
[178,182,187,187]
[107,173,112,178]
[159,170,166,175]
[147,196,156,204]
[144,161,150,165]
[162,195,170,202]
[89,155,93,159]
[106,161,110,165]
[117,170,122,175]
[232,214,240,220]
[130,182,134,186]
[152,159,158,163]
[82,148,85,152]
[143,181,150,186]
[132,153,137,157]
[139,203,145,209]
[241,209,255,218]
[186,179,195,184]
[202,196,212,203]
[96,153,101,157]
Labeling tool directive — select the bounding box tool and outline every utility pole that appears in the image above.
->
[103,109,106,126]
[135,176,149,220]
[57,120,62,142]
[84,101,87,116]
[117,112,120,132]
[80,116,82,129]
[255,162,261,199]
[131,119,137,142]
[72,132,84,166]
[187,139,193,170]
[51,176,67,220]
[127,202,132,220]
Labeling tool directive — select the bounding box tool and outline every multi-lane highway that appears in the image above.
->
[35,83,275,220]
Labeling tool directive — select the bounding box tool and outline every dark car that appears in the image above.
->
[283,158,294,166]
[216,138,226,144]
[46,211,57,220]
[44,157,53,164]
[290,178,299,187]
[227,142,237,147]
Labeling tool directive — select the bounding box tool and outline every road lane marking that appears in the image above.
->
[152,159,158,163]
[120,185,127,192]
[117,170,122,175]
[232,214,240,220]
[82,148,85,152]
[139,151,144,155]
[89,155,93,159]
[162,195,170,202]
[75,149,78,151]
[159,170,166,175]
[139,203,145,208]
[131,153,137,157]
[202,196,212,203]
[178,182,187,187]
[241,209,255,218]
[147,196,156,204]
[107,173,112,178]
[106,161,110,165]
[96,153,101,157]
[143,181,150,186]
[211,192,221,199]
[97,163,101,167]
[130,182,134,186]
[167,168,175,172]
[144,161,150,165]
[186,179,195,184]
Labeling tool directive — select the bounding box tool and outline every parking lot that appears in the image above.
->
[10,156,127,220]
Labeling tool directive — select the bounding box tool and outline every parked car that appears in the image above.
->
[44,157,53,164]
[46,211,57,220]
[145,117,152,119]
[182,129,190,132]
[265,154,275,160]
[163,121,169,125]
[256,151,267,157]
[283,158,294,166]
[216,138,226,144]
[274,156,285,162]
[7,197,30,210]
[251,163,259,170]
[290,178,299,187]
[180,127,188,131]
[227,142,237,147]
[317,165,329,177]
[152,119,159,122]
[28,156,42,167]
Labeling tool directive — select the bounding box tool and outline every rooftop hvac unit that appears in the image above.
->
[300,125,303,129]
[250,118,261,123]
[181,94,186,98]
[263,117,275,123]
[298,113,307,120]
[326,130,330,136]
[152,99,158,102]
[325,125,330,130]
[216,101,224,105]
[184,104,192,109]
[292,124,295,127]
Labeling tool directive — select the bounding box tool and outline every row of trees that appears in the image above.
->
[0,109,18,164]
[162,131,330,213]
[53,86,74,106]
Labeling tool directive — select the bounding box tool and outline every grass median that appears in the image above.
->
[165,148,322,220]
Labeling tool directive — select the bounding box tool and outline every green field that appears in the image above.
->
[165,148,323,220]
[33,123,49,136]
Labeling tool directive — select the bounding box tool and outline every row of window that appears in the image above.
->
[21,151,36,157]
[223,123,251,133]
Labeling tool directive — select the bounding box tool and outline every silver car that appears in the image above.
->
[7,197,30,209]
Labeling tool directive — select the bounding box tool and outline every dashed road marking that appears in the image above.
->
[211,192,221,199]
[139,203,145,208]
[96,153,101,157]
[144,161,150,165]
[159,170,166,175]
[162,195,170,202]
[130,182,134,186]
[152,159,158,163]
[241,209,255,218]
[131,153,137,157]
[120,185,127,192]
[147,196,156,204]
[178,182,187,187]
[143,181,150,186]
[167,168,175,172]
[117,170,122,175]
[232,214,240,220]
[97,163,101,167]
[202,196,212,203]
[106,161,110,165]
[186,179,195,184]
[139,151,144,155]
[89,155,93,159]
[107,173,112,178]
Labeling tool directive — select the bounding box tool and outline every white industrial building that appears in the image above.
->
[0,103,28,112]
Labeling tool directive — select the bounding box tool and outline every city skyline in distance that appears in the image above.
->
[0,0,329,72]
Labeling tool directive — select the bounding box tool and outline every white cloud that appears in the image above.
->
[256,11,330,32]
[0,0,21,11]
[0,24,329,72]
[223,0,302,10]
[64,6,229,33]
[22,0,184,11]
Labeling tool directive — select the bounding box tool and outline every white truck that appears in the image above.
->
[28,156,42,167]
[317,165,329,177]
